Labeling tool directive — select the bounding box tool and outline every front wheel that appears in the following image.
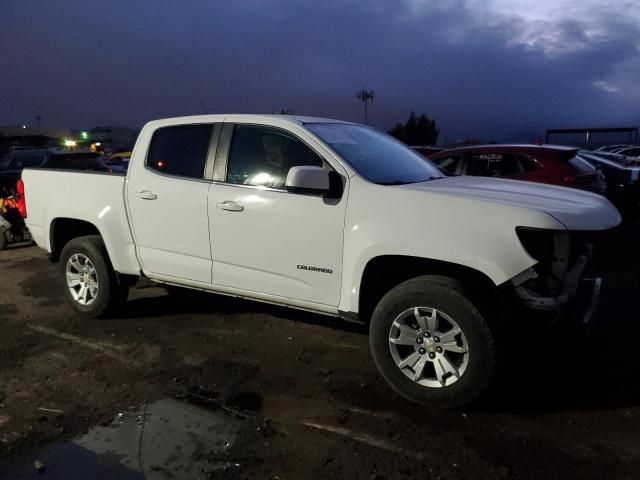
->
[369,276,496,408]
[60,235,128,318]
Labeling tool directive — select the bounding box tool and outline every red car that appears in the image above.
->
[427,144,606,193]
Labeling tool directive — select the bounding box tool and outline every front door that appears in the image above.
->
[208,123,348,306]
[126,123,215,283]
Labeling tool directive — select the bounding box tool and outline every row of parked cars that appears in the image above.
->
[1,141,638,251]
[414,143,640,214]
[0,148,131,249]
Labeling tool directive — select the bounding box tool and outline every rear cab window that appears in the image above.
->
[466,152,522,177]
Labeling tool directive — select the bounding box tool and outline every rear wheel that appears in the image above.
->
[0,231,7,251]
[60,235,128,317]
[369,275,496,407]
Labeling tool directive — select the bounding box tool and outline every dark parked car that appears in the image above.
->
[595,144,633,153]
[428,144,606,194]
[578,150,640,214]
[0,150,115,190]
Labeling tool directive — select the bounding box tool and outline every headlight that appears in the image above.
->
[515,227,559,264]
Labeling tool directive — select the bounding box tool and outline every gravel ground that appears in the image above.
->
[0,220,638,479]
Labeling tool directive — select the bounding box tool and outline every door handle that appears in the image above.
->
[135,190,157,200]
[216,201,244,212]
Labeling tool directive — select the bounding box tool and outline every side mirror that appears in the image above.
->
[285,166,342,197]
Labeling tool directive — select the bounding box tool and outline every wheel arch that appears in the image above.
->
[49,218,103,262]
[357,255,498,323]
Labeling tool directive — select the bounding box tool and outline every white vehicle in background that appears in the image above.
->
[578,150,640,212]
[611,146,640,160]
[19,115,621,407]
[595,144,632,153]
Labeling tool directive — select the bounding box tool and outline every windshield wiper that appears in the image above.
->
[379,176,445,185]
[378,180,413,185]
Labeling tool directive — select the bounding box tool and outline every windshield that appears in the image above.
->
[306,123,444,184]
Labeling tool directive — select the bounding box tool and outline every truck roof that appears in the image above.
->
[145,114,361,129]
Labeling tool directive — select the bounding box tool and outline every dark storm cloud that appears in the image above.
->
[0,0,638,140]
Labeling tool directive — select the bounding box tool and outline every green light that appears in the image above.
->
[80,131,89,139]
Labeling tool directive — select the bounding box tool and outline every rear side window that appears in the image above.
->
[569,156,596,175]
[147,125,212,179]
[517,154,542,172]
[466,152,521,177]
[432,155,461,175]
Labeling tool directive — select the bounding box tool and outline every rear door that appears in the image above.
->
[126,124,218,283]
[207,123,348,307]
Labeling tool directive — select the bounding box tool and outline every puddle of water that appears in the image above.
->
[226,391,263,413]
[1,398,243,479]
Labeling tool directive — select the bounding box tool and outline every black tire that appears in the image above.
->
[0,231,7,251]
[369,275,496,408]
[59,235,128,317]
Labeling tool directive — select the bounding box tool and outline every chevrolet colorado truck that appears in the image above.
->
[20,115,621,406]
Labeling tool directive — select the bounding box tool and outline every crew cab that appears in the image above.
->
[20,115,621,407]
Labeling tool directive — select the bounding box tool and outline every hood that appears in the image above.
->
[400,176,621,230]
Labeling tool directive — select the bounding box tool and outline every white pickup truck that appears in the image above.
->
[21,115,621,406]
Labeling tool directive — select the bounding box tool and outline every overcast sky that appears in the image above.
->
[0,0,638,141]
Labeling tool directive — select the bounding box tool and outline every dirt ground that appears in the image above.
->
[0,220,639,479]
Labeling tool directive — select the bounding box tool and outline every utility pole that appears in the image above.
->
[356,90,375,125]
[199,100,209,114]
[35,112,42,128]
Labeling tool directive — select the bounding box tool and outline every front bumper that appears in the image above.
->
[514,245,591,312]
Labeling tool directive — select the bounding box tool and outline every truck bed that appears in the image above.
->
[22,169,140,274]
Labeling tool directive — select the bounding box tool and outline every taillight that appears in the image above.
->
[16,179,27,218]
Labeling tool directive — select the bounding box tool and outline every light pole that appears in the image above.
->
[356,90,375,125]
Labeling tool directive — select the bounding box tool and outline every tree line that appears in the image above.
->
[388,112,439,146]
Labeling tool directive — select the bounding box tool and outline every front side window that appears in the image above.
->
[226,125,324,189]
[466,152,521,177]
[432,155,461,175]
[306,123,443,185]
[147,125,212,179]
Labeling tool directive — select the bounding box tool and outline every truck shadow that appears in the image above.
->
[121,283,640,414]
[479,307,640,413]
[120,220,639,414]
